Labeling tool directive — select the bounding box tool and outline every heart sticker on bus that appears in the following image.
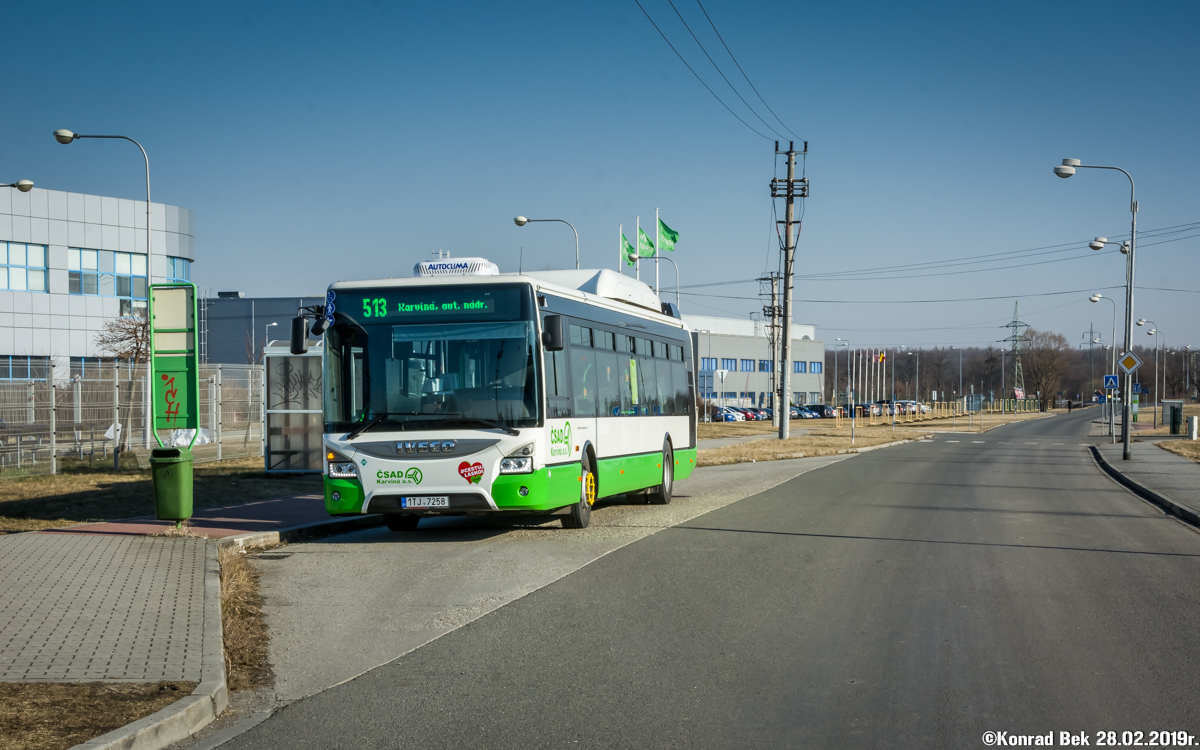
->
[458,461,484,484]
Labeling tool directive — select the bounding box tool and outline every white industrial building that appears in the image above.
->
[0,186,194,380]
[686,315,826,408]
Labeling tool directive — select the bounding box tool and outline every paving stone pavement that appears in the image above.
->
[0,533,206,682]
[1098,440,1200,519]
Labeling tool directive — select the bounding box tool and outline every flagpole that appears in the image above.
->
[655,207,660,295]
[618,224,623,274]
[636,216,640,282]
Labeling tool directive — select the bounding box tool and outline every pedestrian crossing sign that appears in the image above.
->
[1118,351,1142,375]
[1103,374,1119,390]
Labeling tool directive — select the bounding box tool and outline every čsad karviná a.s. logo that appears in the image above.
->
[549,421,571,458]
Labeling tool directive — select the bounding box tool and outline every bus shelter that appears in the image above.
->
[263,340,323,473]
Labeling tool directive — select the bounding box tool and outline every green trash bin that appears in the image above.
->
[1171,405,1184,435]
[150,447,194,522]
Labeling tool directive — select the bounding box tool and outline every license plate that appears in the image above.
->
[401,496,449,508]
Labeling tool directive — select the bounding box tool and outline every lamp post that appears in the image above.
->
[907,350,919,404]
[1137,319,1162,427]
[1055,158,1137,459]
[835,339,849,407]
[697,329,712,422]
[1090,293,1118,376]
[514,216,579,270]
[264,322,278,362]
[3,180,34,192]
[633,253,681,307]
[1093,337,1115,439]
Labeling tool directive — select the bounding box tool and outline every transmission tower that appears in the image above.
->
[1003,302,1029,398]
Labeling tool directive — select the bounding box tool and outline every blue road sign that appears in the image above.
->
[1103,374,1119,390]
[1133,383,1142,394]
[1097,394,1106,404]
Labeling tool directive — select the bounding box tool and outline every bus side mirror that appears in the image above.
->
[541,315,564,351]
[290,317,308,355]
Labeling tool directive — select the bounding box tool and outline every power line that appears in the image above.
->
[632,0,772,141]
[664,0,785,139]
[695,0,801,141]
[673,285,1125,304]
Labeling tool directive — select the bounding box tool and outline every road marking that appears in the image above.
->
[1052,442,1064,445]
[1025,442,1039,445]
[946,440,960,443]
[972,441,985,444]
[1079,443,1091,446]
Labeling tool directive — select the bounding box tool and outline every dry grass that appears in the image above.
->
[697,426,928,467]
[0,681,195,750]
[219,546,274,692]
[1158,440,1200,464]
[698,420,780,439]
[0,456,321,534]
[856,409,1056,434]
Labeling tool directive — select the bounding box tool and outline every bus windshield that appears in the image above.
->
[323,285,540,433]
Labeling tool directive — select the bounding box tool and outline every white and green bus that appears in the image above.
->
[292,260,698,530]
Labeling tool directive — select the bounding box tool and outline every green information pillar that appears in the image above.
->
[148,283,200,523]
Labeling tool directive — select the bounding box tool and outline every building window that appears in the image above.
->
[700,357,717,371]
[793,361,807,373]
[166,256,192,282]
[810,362,823,374]
[0,356,51,380]
[810,392,821,404]
[740,359,754,372]
[721,358,736,371]
[795,392,807,405]
[0,243,48,293]
[69,249,149,316]
[721,391,737,400]
[757,360,771,372]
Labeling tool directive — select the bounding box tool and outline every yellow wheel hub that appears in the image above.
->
[584,472,597,506]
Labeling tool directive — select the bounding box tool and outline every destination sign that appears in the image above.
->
[333,287,522,323]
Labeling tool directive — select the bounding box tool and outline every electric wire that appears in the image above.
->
[695,0,801,142]
[632,0,773,141]
[673,285,1125,304]
[664,0,785,140]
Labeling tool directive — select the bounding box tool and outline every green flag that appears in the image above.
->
[637,226,656,257]
[622,233,637,266]
[658,218,679,252]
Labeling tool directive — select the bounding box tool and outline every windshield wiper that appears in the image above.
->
[417,413,520,436]
[345,412,420,440]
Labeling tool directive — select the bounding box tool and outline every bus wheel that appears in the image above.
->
[647,444,673,505]
[562,461,595,529]
[385,514,420,532]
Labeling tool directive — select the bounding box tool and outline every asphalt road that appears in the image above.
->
[225,410,1200,748]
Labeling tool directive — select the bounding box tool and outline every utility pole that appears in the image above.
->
[771,140,809,440]
[760,273,782,427]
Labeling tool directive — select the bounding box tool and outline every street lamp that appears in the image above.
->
[264,322,279,361]
[835,339,850,408]
[56,130,153,274]
[1090,293,1118,376]
[1054,157,1138,459]
[697,329,712,422]
[3,180,34,192]
[906,350,919,404]
[514,216,579,270]
[1138,319,1164,428]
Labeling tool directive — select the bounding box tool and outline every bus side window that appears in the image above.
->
[655,358,674,416]
[595,350,620,416]
[570,347,597,417]
[544,348,571,418]
[638,355,658,416]
[618,353,634,415]
[670,360,688,415]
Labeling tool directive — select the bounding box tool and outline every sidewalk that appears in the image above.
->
[1,490,365,750]
[1095,440,1200,526]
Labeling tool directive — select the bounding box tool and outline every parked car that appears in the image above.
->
[810,405,836,418]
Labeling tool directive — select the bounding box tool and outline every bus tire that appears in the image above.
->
[385,514,420,532]
[562,460,595,529]
[646,444,674,505]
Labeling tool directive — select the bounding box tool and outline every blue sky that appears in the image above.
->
[3,0,1197,351]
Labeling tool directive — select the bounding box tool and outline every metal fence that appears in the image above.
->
[0,362,263,478]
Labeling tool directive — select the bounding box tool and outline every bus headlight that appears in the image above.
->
[327,449,357,479]
[500,443,534,474]
[500,456,533,474]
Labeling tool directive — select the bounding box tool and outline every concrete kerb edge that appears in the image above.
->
[215,513,386,553]
[71,544,227,750]
[1089,445,1200,529]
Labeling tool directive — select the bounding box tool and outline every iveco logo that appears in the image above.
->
[397,440,456,454]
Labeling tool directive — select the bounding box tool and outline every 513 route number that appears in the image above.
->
[362,298,387,318]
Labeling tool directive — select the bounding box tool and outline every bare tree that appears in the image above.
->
[95,313,150,452]
[926,347,949,400]
[1023,329,1071,410]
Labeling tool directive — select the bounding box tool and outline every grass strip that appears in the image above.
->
[1157,440,1200,464]
[220,545,274,692]
[0,456,320,534]
[0,681,196,750]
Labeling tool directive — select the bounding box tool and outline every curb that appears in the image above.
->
[73,543,228,750]
[70,513,385,750]
[836,436,930,455]
[1089,445,1200,528]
